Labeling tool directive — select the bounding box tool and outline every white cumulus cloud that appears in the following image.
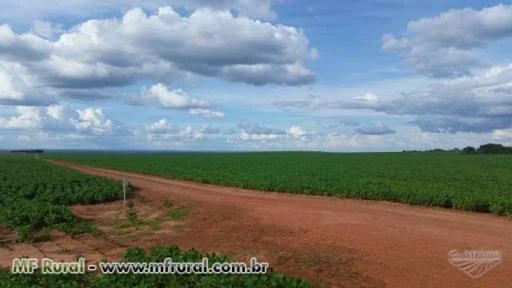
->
[0,105,115,136]
[382,4,512,77]
[0,6,316,107]
[287,126,306,138]
[142,84,209,110]
[145,118,220,141]
[74,108,113,135]
[189,108,225,119]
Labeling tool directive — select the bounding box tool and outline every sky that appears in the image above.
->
[0,0,512,151]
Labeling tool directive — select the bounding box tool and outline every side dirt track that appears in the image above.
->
[24,161,512,287]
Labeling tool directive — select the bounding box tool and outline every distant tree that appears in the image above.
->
[462,146,477,154]
[477,143,512,154]
[10,149,44,154]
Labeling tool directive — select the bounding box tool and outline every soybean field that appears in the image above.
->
[0,153,313,288]
[48,152,512,216]
[0,154,129,241]
[0,245,311,288]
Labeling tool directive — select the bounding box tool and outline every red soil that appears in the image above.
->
[2,161,511,287]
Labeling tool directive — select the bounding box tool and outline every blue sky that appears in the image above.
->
[1,0,511,151]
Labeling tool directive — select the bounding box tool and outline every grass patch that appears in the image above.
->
[146,219,161,231]
[163,199,174,208]
[112,200,187,231]
[167,207,190,220]
[136,192,149,203]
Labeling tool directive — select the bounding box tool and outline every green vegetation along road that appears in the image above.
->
[0,154,129,241]
[48,152,512,216]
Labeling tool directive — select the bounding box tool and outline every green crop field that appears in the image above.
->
[48,152,512,216]
[0,154,129,241]
[0,153,311,287]
[0,245,311,288]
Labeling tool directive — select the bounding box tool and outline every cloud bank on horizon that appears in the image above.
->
[0,0,511,151]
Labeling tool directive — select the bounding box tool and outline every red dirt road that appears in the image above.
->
[56,161,512,287]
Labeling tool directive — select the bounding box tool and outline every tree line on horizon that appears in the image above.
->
[462,143,512,154]
[403,143,512,154]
